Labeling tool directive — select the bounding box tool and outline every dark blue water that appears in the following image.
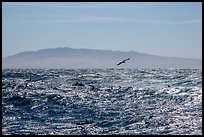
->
[2,69,202,135]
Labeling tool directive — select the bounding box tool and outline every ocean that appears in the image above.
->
[2,68,202,135]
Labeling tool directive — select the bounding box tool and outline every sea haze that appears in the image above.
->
[2,47,202,69]
[2,68,202,135]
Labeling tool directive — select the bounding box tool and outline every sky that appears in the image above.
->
[2,2,202,59]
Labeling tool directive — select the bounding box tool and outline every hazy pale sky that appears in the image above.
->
[2,2,202,59]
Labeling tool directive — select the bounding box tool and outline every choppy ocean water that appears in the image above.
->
[2,68,202,135]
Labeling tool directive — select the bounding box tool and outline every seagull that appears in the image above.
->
[117,58,130,66]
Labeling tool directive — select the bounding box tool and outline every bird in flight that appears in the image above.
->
[117,58,130,66]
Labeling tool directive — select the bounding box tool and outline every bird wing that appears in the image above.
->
[117,62,122,65]
[124,58,130,61]
[122,58,129,63]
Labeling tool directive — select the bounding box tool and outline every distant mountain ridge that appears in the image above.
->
[2,47,202,69]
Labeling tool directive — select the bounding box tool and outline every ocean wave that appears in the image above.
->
[2,68,202,135]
